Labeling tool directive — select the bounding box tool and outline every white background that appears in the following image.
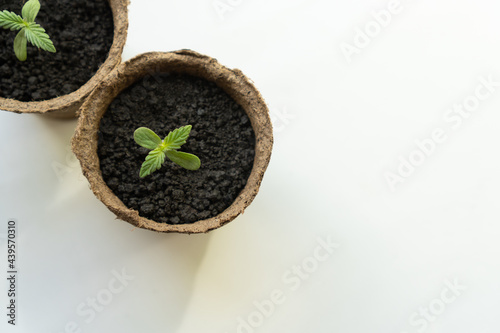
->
[1,0,500,332]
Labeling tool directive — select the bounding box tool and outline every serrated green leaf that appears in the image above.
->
[22,0,40,23]
[166,150,201,171]
[24,22,55,52]
[163,125,192,150]
[13,29,27,61]
[140,149,165,178]
[0,10,25,31]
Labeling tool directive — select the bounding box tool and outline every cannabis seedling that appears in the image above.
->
[134,125,201,178]
[0,0,56,61]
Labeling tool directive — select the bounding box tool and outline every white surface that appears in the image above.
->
[1,0,500,332]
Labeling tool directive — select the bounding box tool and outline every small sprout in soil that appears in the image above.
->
[134,125,201,178]
[0,0,56,61]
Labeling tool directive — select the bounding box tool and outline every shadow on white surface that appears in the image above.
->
[0,113,213,332]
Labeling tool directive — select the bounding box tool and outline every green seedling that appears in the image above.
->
[134,125,201,178]
[0,0,56,61]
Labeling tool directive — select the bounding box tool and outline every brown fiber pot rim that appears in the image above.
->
[0,0,128,118]
[72,50,274,233]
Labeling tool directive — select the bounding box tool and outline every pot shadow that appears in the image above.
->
[49,201,214,332]
[34,114,78,149]
[33,115,84,204]
[91,227,213,332]
[33,114,213,332]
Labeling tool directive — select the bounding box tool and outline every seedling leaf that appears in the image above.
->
[0,10,24,31]
[13,29,27,61]
[24,22,56,52]
[22,0,40,23]
[140,149,165,178]
[166,150,201,171]
[163,125,192,150]
[134,127,162,150]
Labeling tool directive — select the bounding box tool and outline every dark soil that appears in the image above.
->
[98,74,256,225]
[0,0,114,101]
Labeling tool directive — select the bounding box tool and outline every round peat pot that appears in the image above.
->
[72,50,273,233]
[0,0,128,118]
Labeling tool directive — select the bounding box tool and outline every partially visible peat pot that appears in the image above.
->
[72,51,273,233]
[0,0,128,117]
